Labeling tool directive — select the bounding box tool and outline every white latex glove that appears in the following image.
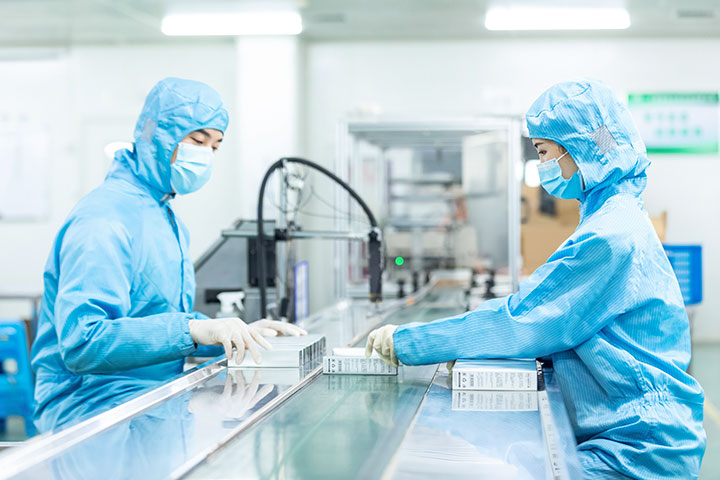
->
[365,324,399,367]
[189,317,272,365]
[250,319,307,337]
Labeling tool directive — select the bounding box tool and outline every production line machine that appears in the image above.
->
[0,275,582,480]
[0,119,578,478]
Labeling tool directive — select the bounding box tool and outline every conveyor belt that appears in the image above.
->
[0,284,581,479]
[0,285,466,480]
[179,286,468,479]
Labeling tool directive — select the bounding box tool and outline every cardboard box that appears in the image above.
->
[522,187,668,273]
[523,185,578,224]
[521,215,575,274]
[521,184,540,217]
[555,198,580,225]
[650,212,667,242]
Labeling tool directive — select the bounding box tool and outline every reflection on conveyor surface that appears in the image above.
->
[9,368,307,480]
[1,286,469,480]
[186,365,439,480]
[184,288,468,480]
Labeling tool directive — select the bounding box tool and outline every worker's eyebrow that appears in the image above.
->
[533,141,545,149]
[195,128,223,142]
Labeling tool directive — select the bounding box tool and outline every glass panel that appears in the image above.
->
[8,286,468,480]
[12,368,299,480]
[186,365,438,480]
[185,288,467,479]
[389,368,582,479]
[338,122,520,295]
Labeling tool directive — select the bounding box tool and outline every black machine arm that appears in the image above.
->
[256,157,383,318]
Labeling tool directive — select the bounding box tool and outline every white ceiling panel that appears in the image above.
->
[0,0,717,47]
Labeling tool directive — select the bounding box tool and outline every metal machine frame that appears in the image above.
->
[334,118,523,298]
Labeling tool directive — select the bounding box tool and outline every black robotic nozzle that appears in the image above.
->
[368,227,383,303]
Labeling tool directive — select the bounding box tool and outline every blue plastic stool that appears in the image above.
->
[0,319,35,437]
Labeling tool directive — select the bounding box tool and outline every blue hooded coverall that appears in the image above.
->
[393,80,706,479]
[30,78,229,432]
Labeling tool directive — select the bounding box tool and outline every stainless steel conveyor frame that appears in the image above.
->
[0,280,581,480]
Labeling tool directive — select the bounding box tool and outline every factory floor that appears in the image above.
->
[695,342,720,479]
[1,343,719,478]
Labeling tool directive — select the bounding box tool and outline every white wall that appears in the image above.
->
[0,44,239,318]
[303,38,720,341]
[234,36,302,220]
[0,56,72,317]
[1,37,719,342]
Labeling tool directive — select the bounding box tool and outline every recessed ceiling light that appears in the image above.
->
[161,11,303,36]
[485,7,631,31]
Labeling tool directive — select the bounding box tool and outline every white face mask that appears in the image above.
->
[170,142,214,195]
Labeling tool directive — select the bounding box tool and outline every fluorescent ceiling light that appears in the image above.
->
[485,7,631,31]
[162,11,303,36]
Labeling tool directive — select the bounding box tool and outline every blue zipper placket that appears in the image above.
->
[164,201,188,313]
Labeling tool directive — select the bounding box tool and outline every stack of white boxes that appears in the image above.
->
[227,334,326,368]
[451,359,539,411]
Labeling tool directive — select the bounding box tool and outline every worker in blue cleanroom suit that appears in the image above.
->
[366,79,706,479]
[31,77,304,433]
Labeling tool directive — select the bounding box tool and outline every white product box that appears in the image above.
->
[228,334,326,368]
[451,359,538,391]
[323,348,398,375]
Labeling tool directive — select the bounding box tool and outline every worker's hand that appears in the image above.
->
[189,317,272,365]
[365,325,399,367]
[250,319,307,337]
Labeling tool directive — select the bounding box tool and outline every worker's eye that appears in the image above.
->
[191,137,203,144]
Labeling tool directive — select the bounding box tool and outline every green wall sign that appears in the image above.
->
[628,92,719,154]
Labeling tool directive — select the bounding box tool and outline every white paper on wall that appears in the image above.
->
[0,115,50,220]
